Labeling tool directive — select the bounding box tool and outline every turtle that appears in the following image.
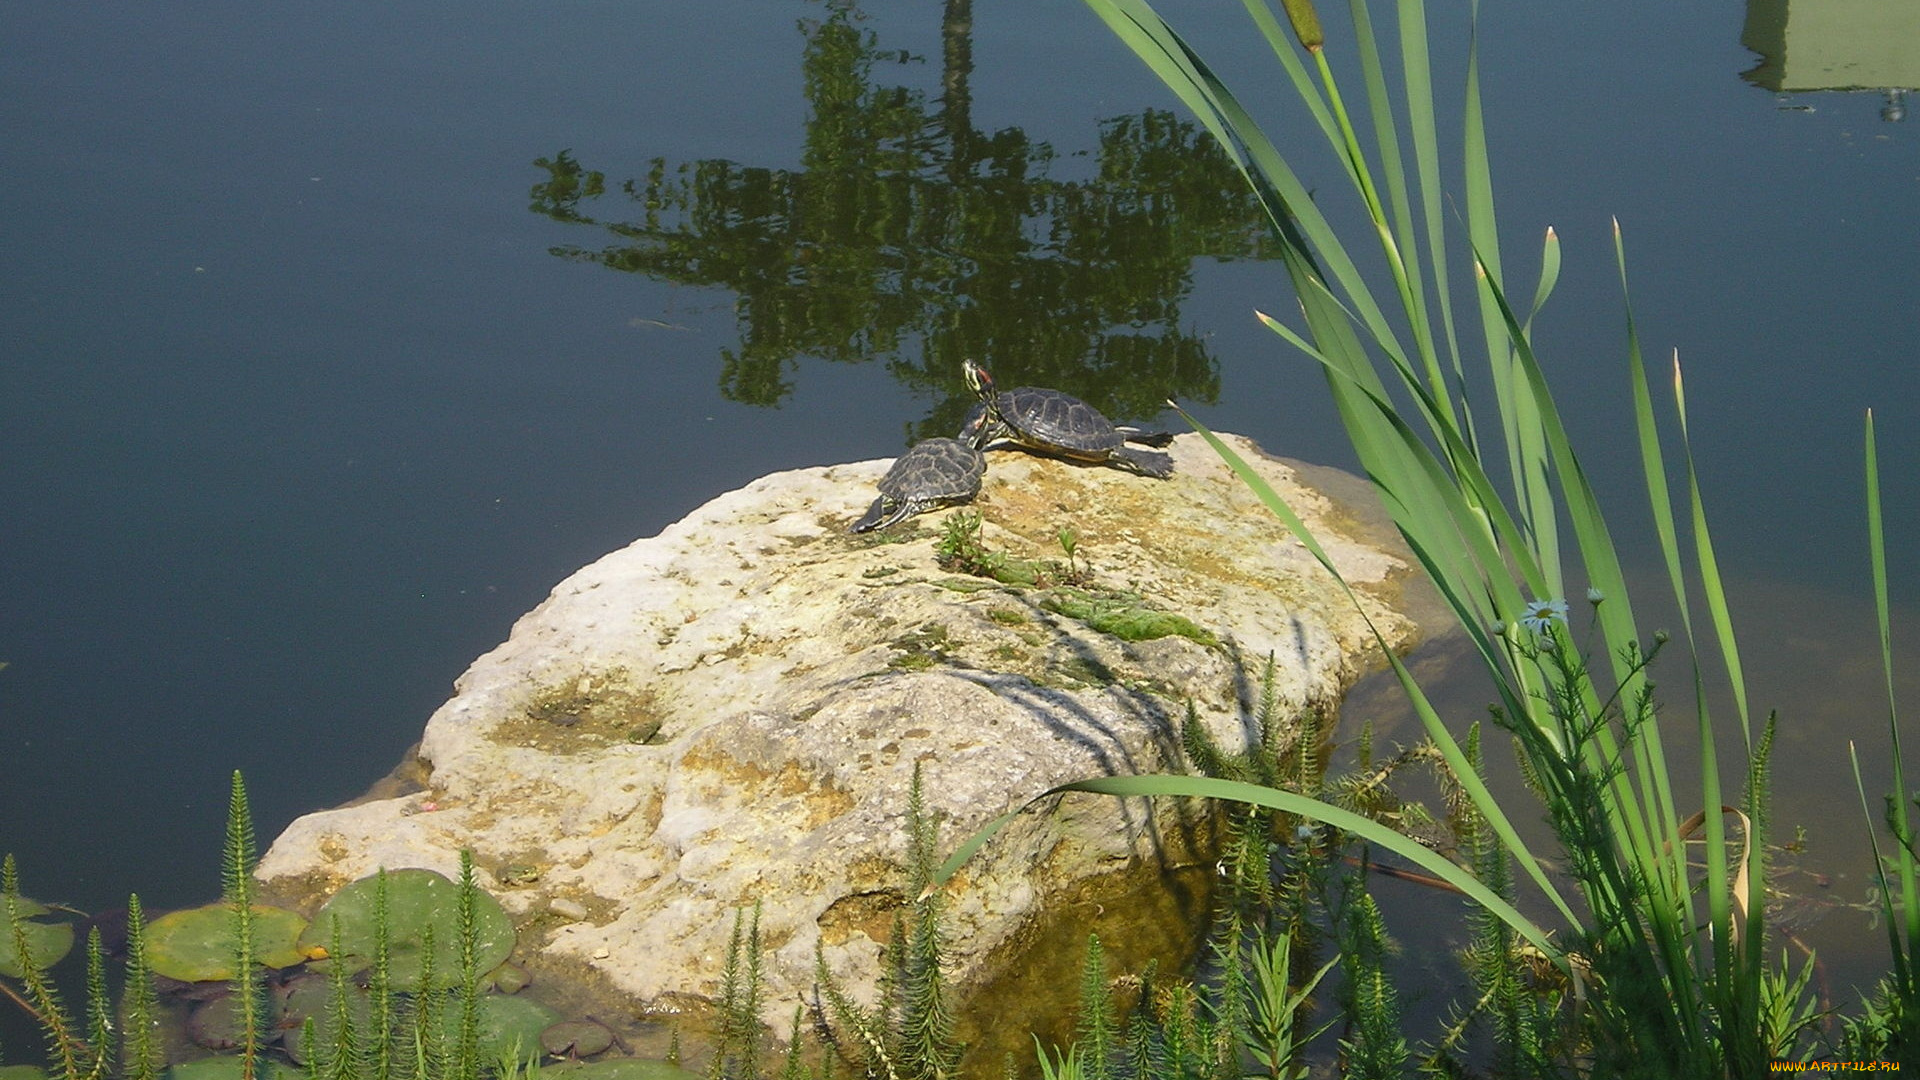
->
[959,403,1172,449]
[849,436,987,533]
[960,358,1175,478]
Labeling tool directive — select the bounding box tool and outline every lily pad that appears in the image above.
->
[274,973,368,1065]
[541,1019,614,1058]
[278,974,556,1067]
[146,904,309,982]
[296,868,514,990]
[437,993,560,1064]
[0,1065,50,1080]
[188,994,246,1052]
[0,894,74,978]
[166,1058,288,1080]
[544,1060,701,1080]
[488,961,530,994]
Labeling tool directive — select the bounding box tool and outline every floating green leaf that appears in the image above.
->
[145,904,308,982]
[489,961,530,994]
[297,868,515,990]
[274,973,362,1064]
[0,1065,50,1080]
[541,1019,615,1058]
[165,1058,287,1080]
[0,893,74,978]
[188,992,282,1052]
[440,993,559,1065]
[544,1061,701,1080]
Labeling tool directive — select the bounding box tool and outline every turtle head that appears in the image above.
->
[961,358,996,403]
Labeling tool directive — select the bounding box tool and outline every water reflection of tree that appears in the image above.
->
[530,0,1276,440]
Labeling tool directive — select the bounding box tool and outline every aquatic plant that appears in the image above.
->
[810,763,960,1080]
[121,897,160,1080]
[142,905,308,984]
[1846,413,1920,1065]
[2,856,86,1079]
[297,869,515,993]
[225,772,268,1080]
[920,0,1901,1069]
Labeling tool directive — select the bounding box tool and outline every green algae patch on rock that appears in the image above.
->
[145,903,309,982]
[0,894,74,978]
[1040,590,1219,646]
[296,868,514,989]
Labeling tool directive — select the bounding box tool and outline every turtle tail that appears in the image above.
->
[1111,446,1175,479]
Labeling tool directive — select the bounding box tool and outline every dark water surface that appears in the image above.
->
[4,0,1918,1040]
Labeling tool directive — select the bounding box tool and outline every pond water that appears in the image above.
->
[3,0,1918,1054]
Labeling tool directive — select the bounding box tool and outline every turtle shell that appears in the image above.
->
[994,386,1123,459]
[877,437,985,502]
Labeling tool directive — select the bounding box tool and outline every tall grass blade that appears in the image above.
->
[933,772,1562,966]
[1867,412,1920,1046]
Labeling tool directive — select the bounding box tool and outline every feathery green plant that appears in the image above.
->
[80,930,110,1080]
[897,766,958,1080]
[710,903,764,1080]
[368,870,397,1080]
[122,895,161,1080]
[814,763,960,1080]
[4,854,84,1079]
[411,924,444,1080]
[323,914,359,1080]
[454,851,483,1080]
[224,771,266,1080]
[1071,936,1116,1080]
[1336,893,1405,1080]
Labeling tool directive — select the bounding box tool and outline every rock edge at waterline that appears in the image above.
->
[257,432,1420,1048]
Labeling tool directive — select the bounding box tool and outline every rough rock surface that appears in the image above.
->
[256,432,1419,1046]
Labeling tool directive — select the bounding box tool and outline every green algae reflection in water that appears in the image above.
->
[530,1,1279,436]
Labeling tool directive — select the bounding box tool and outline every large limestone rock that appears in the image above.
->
[256,432,1418,1052]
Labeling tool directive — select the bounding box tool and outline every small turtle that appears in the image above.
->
[849,437,986,533]
[961,359,1175,478]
